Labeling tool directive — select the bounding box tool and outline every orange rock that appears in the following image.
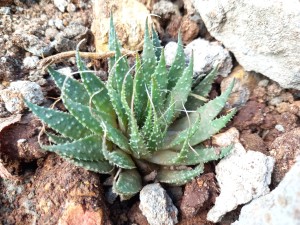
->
[58,202,104,225]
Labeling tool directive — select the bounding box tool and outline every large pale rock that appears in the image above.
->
[233,157,300,225]
[91,0,149,52]
[192,0,300,89]
[207,128,275,223]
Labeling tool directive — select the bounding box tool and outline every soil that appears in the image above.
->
[1,0,300,225]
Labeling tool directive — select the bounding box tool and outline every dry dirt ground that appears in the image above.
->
[1,1,300,225]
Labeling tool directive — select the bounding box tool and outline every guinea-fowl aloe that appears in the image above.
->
[26,16,236,200]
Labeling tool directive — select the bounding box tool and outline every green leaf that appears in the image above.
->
[189,80,235,146]
[148,145,233,166]
[46,132,71,144]
[151,25,162,60]
[63,98,103,135]
[151,50,168,113]
[157,164,204,186]
[162,111,200,150]
[168,54,194,115]
[190,109,236,146]
[48,67,89,106]
[76,51,116,119]
[121,69,149,158]
[113,169,142,200]
[63,98,130,151]
[167,33,186,90]
[106,82,128,133]
[43,135,104,161]
[67,158,114,174]
[102,134,135,169]
[142,18,157,85]
[133,55,147,125]
[25,100,92,140]
[185,66,219,110]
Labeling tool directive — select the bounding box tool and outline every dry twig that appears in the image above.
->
[38,49,137,69]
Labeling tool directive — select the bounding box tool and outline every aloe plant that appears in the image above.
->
[26,16,236,200]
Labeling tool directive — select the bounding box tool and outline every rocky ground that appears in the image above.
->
[0,0,300,225]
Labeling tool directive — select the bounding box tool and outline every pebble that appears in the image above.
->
[66,3,76,13]
[275,124,285,132]
[164,41,179,66]
[54,0,68,12]
[23,56,39,70]
[139,183,178,225]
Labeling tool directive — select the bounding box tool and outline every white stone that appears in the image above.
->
[207,128,275,223]
[139,183,178,225]
[57,67,73,77]
[23,56,39,69]
[0,81,44,113]
[185,38,232,77]
[164,41,178,66]
[192,0,300,89]
[54,19,64,30]
[275,124,285,132]
[54,0,68,12]
[233,157,300,225]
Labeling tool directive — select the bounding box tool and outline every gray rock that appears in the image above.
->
[233,157,300,225]
[139,183,178,225]
[152,0,179,20]
[192,0,300,90]
[207,128,275,223]
[0,56,23,81]
[23,56,39,70]
[54,23,89,52]
[0,81,44,113]
[54,0,68,12]
[185,38,232,77]
[12,32,54,56]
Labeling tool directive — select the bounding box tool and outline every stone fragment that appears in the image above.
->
[181,15,200,44]
[0,56,23,81]
[221,65,260,109]
[91,0,149,52]
[164,41,178,66]
[269,128,300,186]
[152,0,179,21]
[185,38,232,77]
[139,183,178,225]
[54,0,68,12]
[12,32,54,56]
[233,158,300,225]
[0,81,44,113]
[23,56,39,70]
[54,22,89,52]
[0,6,11,15]
[58,202,104,225]
[192,0,300,90]
[207,128,275,223]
